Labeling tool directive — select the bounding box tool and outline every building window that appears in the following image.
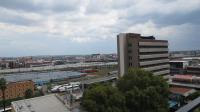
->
[129,63,132,67]
[128,50,132,53]
[129,56,132,60]
[128,43,132,47]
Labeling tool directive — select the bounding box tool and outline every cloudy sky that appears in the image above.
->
[0,0,200,57]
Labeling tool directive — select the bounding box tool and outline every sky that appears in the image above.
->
[0,0,200,57]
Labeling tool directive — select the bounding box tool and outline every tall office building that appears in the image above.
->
[117,33,169,77]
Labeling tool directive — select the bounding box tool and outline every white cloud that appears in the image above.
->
[0,7,43,22]
[0,0,200,56]
[131,0,200,15]
[0,0,200,42]
[126,20,199,40]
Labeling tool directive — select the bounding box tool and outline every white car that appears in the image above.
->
[51,85,62,92]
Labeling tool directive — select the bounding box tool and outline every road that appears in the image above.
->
[0,62,117,74]
[81,74,118,85]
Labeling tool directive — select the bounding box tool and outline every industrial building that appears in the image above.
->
[117,33,169,77]
[170,60,189,74]
[170,58,200,76]
[11,94,69,112]
[0,80,34,100]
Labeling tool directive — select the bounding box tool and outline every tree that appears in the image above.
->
[82,69,169,112]
[188,91,200,100]
[117,69,169,112]
[82,84,127,112]
[0,78,7,112]
[25,89,33,98]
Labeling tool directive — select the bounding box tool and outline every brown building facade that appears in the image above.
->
[0,80,34,100]
[117,33,169,77]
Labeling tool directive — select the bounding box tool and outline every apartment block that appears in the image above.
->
[117,33,169,77]
[0,80,34,100]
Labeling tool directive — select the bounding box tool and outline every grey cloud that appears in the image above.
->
[168,32,200,51]
[0,12,38,26]
[0,0,200,57]
[120,8,200,29]
[0,0,80,13]
[152,10,200,27]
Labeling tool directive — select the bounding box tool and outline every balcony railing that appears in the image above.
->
[139,42,168,46]
[139,48,168,53]
[140,59,169,66]
[143,64,170,71]
[153,70,170,76]
[139,53,169,59]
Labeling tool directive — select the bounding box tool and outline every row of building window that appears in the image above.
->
[128,43,132,47]
[129,63,132,67]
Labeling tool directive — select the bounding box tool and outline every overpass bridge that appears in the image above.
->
[81,74,118,85]
[176,97,200,112]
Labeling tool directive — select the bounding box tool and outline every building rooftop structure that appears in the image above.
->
[12,94,69,112]
[169,87,196,97]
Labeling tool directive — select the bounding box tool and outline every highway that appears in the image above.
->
[0,62,117,74]
[81,74,118,85]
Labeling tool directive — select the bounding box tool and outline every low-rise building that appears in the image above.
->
[0,80,34,100]
[11,94,69,112]
[186,66,200,76]
[169,86,196,97]
[170,60,189,74]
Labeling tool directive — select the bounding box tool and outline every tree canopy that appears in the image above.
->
[82,84,127,112]
[82,69,169,112]
[0,78,6,91]
[0,78,7,112]
[25,89,33,99]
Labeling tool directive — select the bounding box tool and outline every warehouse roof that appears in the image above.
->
[12,94,69,112]
[169,87,196,97]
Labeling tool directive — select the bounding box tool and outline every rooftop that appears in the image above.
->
[12,94,69,112]
[169,87,196,97]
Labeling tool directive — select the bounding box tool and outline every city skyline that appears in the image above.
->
[0,0,200,57]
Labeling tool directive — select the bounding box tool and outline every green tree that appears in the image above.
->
[82,84,127,112]
[194,107,200,112]
[0,78,7,112]
[117,69,169,112]
[188,91,200,100]
[82,69,169,112]
[25,89,33,98]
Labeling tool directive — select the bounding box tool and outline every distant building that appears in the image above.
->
[186,66,200,76]
[170,58,200,76]
[25,61,52,68]
[0,61,9,69]
[11,94,69,112]
[117,33,169,77]
[0,80,34,100]
[170,60,189,74]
